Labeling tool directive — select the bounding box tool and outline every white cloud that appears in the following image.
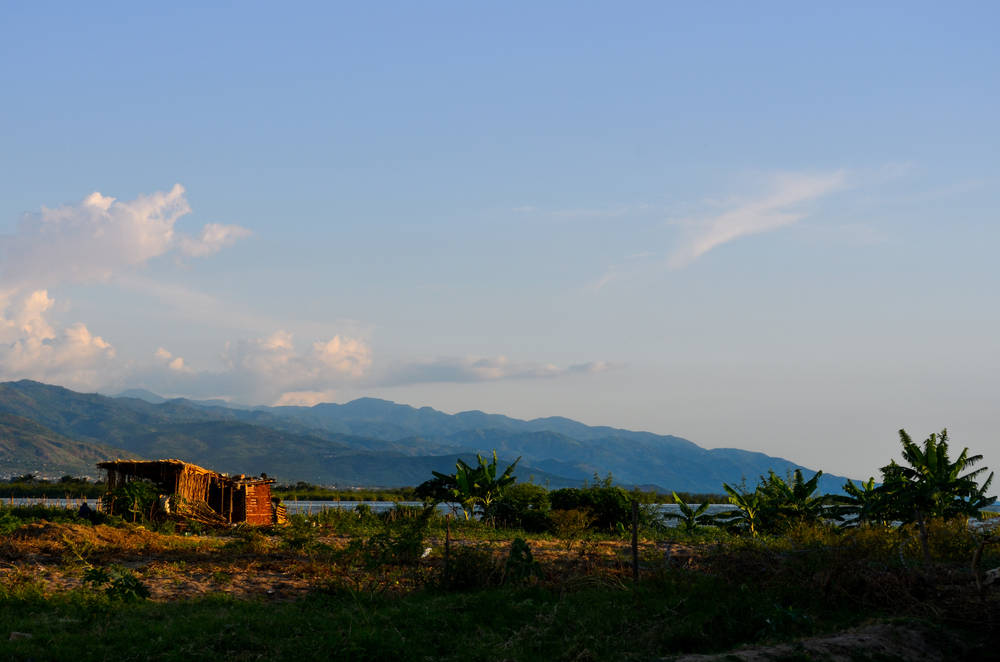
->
[381,356,612,386]
[273,390,340,407]
[0,185,251,390]
[154,347,192,373]
[667,171,846,269]
[179,223,253,257]
[1,184,250,291]
[0,290,115,389]
[125,337,609,405]
[216,331,372,402]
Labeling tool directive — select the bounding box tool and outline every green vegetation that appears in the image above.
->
[661,492,714,532]
[272,483,418,502]
[416,451,520,520]
[0,474,105,498]
[1,506,998,661]
[0,428,997,660]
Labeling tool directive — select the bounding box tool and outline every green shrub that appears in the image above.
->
[82,565,150,601]
[442,544,503,590]
[548,508,592,541]
[487,483,552,532]
[503,538,542,585]
[549,480,650,532]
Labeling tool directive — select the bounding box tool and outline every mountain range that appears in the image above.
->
[0,380,857,493]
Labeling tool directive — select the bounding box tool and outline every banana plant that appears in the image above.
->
[718,483,763,537]
[757,469,830,525]
[423,451,521,520]
[661,491,713,532]
[833,477,888,527]
[877,429,995,561]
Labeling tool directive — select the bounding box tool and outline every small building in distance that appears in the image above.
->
[97,458,285,526]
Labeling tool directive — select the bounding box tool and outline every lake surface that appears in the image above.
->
[3,497,738,523]
[6,498,997,528]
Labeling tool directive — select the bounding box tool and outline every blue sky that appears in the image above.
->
[1,2,997,478]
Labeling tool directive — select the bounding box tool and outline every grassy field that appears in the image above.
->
[1,506,998,661]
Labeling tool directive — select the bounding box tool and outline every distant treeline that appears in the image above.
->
[0,475,105,498]
[0,475,729,504]
[272,483,420,502]
[272,480,727,504]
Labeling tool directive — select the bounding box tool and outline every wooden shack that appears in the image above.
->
[97,459,283,525]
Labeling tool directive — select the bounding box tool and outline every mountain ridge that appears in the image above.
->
[5,380,858,492]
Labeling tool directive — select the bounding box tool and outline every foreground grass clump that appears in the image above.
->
[0,571,869,662]
[1,513,998,661]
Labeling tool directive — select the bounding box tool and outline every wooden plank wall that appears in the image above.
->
[243,484,274,525]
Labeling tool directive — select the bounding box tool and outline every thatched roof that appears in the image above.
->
[97,458,216,476]
[97,459,274,499]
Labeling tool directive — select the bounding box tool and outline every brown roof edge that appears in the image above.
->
[96,459,275,484]
[96,458,218,475]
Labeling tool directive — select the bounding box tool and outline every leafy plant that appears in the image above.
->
[757,469,831,527]
[877,429,995,560]
[417,451,520,521]
[834,477,890,527]
[485,482,552,532]
[105,478,160,522]
[83,565,150,601]
[504,537,542,585]
[662,492,714,532]
[718,483,764,536]
[339,506,434,568]
[549,476,651,532]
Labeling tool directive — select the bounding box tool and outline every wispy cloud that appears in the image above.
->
[379,356,613,387]
[667,171,846,269]
[119,343,611,406]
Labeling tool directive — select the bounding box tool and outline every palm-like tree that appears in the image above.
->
[880,429,994,520]
[836,477,889,527]
[757,469,829,525]
[419,451,521,520]
[719,482,763,536]
[879,429,995,560]
[662,491,713,533]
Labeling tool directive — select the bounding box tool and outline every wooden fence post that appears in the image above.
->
[631,500,639,583]
[444,514,452,584]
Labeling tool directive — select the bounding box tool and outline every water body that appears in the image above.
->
[7,498,996,527]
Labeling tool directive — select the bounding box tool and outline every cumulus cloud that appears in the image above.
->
[120,330,373,405]
[0,184,250,290]
[219,331,372,402]
[154,347,192,373]
[179,223,253,257]
[0,290,115,389]
[273,390,340,407]
[381,356,612,387]
[0,184,250,388]
[126,337,611,406]
[667,171,846,269]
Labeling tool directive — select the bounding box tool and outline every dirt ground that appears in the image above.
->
[0,521,700,601]
[5,521,996,660]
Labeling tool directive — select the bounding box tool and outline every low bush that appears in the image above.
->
[441,543,503,590]
[486,482,552,532]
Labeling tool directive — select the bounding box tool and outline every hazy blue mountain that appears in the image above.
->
[252,398,854,492]
[114,388,168,404]
[0,413,139,478]
[0,380,859,492]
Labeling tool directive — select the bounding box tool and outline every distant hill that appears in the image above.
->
[0,413,138,477]
[0,380,859,492]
